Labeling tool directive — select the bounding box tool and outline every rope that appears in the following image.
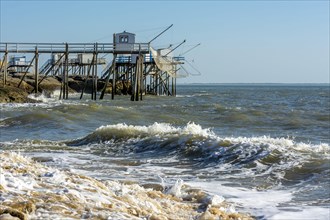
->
[184,59,201,76]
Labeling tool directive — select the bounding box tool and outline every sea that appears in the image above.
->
[0,84,329,219]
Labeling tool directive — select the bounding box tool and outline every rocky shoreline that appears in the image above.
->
[0,74,132,103]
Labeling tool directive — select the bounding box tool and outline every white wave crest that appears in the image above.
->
[222,136,330,155]
[97,122,217,138]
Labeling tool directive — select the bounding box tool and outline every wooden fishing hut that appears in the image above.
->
[0,25,190,101]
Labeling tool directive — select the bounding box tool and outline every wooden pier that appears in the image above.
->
[0,27,187,101]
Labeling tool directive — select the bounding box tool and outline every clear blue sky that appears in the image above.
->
[1,0,329,83]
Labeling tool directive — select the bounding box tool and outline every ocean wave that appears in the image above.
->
[3,122,329,191]
[64,123,329,184]
[67,122,329,154]
[67,122,216,145]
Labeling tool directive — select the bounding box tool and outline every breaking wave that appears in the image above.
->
[64,123,329,183]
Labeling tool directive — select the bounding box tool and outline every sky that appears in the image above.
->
[0,0,329,83]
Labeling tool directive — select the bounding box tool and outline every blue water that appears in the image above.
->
[1,84,329,219]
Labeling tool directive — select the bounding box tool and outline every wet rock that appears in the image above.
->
[0,208,27,220]
[0,213,20,220]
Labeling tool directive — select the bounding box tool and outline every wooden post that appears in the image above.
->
[100,54,116,100]
[91,58,95,100]
[136,57,140,101]
[174,77,177,96]
[65,43,69,99]
[34,46,39,94]
[80,54,95,99]
[111,34,116,100]
[3,44,8,87]
[140,55,144,101]
[136,55,143,101]
[61,44,69,99]
[172,77,174,96]
[59,66,64,100]
[91,44,96,100]
[111,55,116,100]
[93,43,98,100]
[131,56,138,101]
[167,72,170,96]
[159,72,162,95]
[155,70,158,96]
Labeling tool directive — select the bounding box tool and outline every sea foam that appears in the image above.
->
[0,152,253,220]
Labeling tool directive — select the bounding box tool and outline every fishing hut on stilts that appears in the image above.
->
[0,25,201,101]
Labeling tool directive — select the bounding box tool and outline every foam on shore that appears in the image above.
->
[0,152,253,220]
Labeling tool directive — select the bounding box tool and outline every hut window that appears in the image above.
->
[120,35,129,43]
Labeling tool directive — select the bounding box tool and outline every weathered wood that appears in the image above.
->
[111,62,116,100]
[91,60,95,100]
[94,43,98,100]
[1,39,179,100]
[112,34,116,100]
[131,56,139,101]
[80,54,96,99]
[140,55,144,101]
[65,44,69,99]
[99,55,115,100]
[34,47,39,94]
[2,46,8,87]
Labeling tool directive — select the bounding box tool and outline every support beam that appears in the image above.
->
[31,53,65,93]
[112,34,116,100]
[34,46,39,94]
[100,54,116,100]
[65,43,69,99]
[92,43,98,100]
[80,54,96,99]
[18,55,35,88]
[2,45,8,87]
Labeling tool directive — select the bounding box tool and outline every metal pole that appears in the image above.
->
[148,24,173,44]
[164,40,186,56]
[179,43,201,56]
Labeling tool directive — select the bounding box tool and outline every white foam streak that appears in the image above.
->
[270,207,330,220]
[189,181,293,218]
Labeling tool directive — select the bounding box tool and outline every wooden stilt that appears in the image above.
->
[131,56,138,101]
[65,44,69,99]
[34,47,39,94]
[80,54,95,99]
[2,44,8,87]
[111,55,116,100]
[59,66,64,100]
[94,43,98,100]
[140,55,144,100]
[100,54,116,100]
[91,58,95,100]
[174,77,177,96]
[32,53,65,93]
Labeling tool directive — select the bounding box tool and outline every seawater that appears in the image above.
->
[1,84,329,219]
